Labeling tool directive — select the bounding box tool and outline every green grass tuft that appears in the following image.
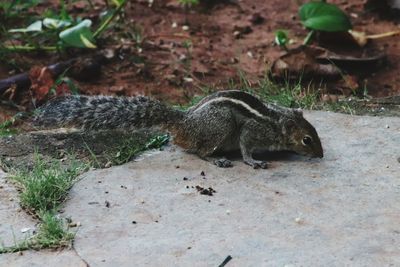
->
[33,211,74,249]
[0,118,18,137]
[0,154,86,254]
[0,211,73,254]
[228,71,319,109]
[11,156,86,212]
[112,134,170,165]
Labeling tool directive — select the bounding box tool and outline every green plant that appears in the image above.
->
[0,154,86,254]
[274,30,289,51]
[11,155,86,212]
[112,134,170,165]
[33,211,74,249]
[178,0,199,6]
[257,78,319,109]
[0,211,74,253]
[2,0,127,52]
[299,1,352,45]
[0,118,17,136]
[178,0,199,24]
[0,113,27,136]
[230,70,319,109]
[323,101,355,115]
[0,0,41,19]
[181,39,193,76]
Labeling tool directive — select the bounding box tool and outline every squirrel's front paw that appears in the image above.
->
[214,158,233,168]
[245,159,268,169]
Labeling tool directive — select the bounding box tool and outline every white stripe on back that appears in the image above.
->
[194,97,265,118]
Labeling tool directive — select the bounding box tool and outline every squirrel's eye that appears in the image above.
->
[302,136,312,146]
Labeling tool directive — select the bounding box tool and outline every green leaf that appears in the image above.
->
[275,30,288,47]
[43,18,71,29]
[59,19,96,48]
[9,20,42,33]
[111,0,124,6]
[178,0,199,6]
[299,2,351,32]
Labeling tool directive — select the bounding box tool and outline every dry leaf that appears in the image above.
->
[29,66,54,102]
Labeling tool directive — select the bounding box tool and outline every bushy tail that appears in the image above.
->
[33,95,184,130]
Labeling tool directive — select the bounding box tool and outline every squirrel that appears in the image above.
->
[33,90,323,169]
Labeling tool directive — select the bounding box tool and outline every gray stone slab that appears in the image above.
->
[0,170,37,248]
[0,250,87,267]
[0,170,87,266]
[59,111,400,266]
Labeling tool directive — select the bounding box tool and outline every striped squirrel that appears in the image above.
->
[34,90,323,168]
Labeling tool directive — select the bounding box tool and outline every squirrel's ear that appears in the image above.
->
[282,119,296,135]
[294,108,303,116]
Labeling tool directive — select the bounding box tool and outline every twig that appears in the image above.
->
[303,30,315,45]
[93,0,127,39]
[366,30,400,39]
[0,59,76,96]
[218,255,232,267]
[3,45,58,52]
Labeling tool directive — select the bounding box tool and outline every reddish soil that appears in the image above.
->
[1,0,399,112]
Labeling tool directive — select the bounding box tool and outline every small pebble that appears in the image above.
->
[179,54,187,61]
[350,13,358,18]
[295,217,302,223]
[385,124,390,129]
[226,209,231,215]
[20,227,31,233]
[102,48,115,59]
[233,31,241,38]
[182,25,189,31]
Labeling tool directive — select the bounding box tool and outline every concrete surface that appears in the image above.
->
[1,111,399,266]
[0,250,87,267]
[0,170,88,267]
[0,170,37,248]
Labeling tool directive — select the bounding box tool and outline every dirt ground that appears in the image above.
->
[0,0,399,115]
